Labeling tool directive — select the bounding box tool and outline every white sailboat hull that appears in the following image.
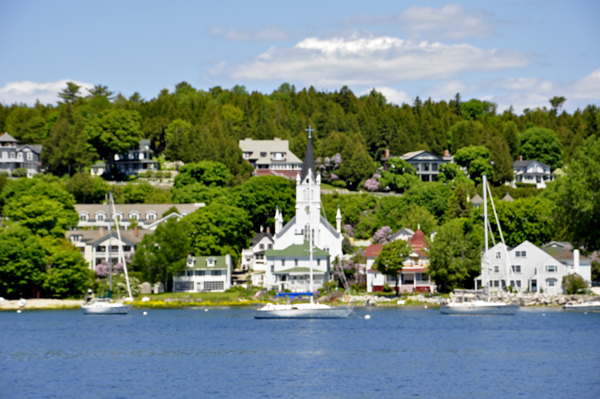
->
[255,303,353,319]
[440,302,520,315]
[564,301,600,312]
[81,301,132,315]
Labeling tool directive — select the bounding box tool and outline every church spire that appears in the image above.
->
[301,125,316,181]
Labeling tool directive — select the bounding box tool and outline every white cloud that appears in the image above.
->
[427,79,476,100]
[398,5,497,40]
[361,87,412,105]
[230,35,532,86]
[0,79,94,106]
[340,5,499,40]
[225,25,289,42]
[491,68,600,112]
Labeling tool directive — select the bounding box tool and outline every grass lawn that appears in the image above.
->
[321,183,338,190]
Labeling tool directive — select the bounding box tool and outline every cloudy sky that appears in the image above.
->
[1,0,599,112]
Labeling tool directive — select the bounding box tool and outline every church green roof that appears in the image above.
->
[265,241,329,258]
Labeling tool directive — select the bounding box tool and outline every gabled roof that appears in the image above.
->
[239,138,302,163]
[0,132,17,143]
[501,193,514,202]
[75,203,203,218]
[399,150,452,162]
[513,160,551,169]
[389,228,414,241]
[251,232,274,246]
[265,241,329,258]
[471,194,484,204]
[18,144,43,153]
[65,229,151,246]
[186,255,230,270]
[366,244,383,258]
[552,250,590,261]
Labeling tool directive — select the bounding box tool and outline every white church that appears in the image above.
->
[250,130,344,292]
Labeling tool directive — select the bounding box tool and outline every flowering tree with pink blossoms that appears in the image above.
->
[373,226,393,244]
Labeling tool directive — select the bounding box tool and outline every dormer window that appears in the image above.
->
[79,213,88,222]
[260,152,266,157]
[129,213,139,221]
[96,213,105,222]
[146,212,157,221]
[70,235,82,243]
[207,257,215,267]
[187,256,195,267]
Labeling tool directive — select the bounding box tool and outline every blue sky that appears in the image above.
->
[1,0,599,112]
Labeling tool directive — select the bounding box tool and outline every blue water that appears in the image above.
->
[1,307,599,399]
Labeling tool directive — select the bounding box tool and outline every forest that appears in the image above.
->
[0,82,598,296]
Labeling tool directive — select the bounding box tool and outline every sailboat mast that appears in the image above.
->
[107,193,113,295]
[308,157,314,297]
[483,174,489,299]
[110,192,133,299]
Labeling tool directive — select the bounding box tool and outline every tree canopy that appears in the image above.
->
[374,239,413,295]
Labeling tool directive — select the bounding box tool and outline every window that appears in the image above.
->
[432,163,438,172]
[547,279,556,287]
[147,213,156,221]
[512,265,521,273]
[546,265,557,273]
[194,270,205,276]
[317,259,320,266]
[26,152,33,160]
[271,265,274,273]
[510,280,515,287]
[494,266,499,273]
[70,235,81,242]
[207,258,215,267]
[516,280,521,288]
[123,246,131,252]
[97,214,105,222]
[10,152,15,159]
[268,244,272,249]
[204,281,224,291]
[423,163,430,172]
[259,244,264,249]
[294,259,298,266]
[174,282,194,291]
[281,260,285,266]
[256,254,264,260]
[260,152,266,157]
[211,270,221,276]
[130,213,139,221]
[494,280,499,287]
[496,252,501,259]
[79,214,88,222]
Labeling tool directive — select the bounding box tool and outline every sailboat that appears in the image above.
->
[440,175,520,315]
[81,192,134,315]
[255,126,353,319]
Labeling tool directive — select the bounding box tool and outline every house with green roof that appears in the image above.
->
[173,255,232,292]
[260,241,331,292]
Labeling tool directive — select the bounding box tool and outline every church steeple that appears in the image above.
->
[300,125,316,181]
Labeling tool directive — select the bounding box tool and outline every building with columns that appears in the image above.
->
[250,130,343,291]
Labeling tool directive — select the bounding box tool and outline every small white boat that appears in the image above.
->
[564,300,600,312]
[81,298,132,315]
[440,298,519,315]
[256,302,353,319]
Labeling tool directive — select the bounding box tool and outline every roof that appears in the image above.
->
[366,244,383,258]
[501,193,514,202]
[300,135,315,181]
[265,241,329,258]
[471,194,483,204]
[250,232,274,246]
[75,203,203,217]
[399,150,452,162]
[389,228,414,240]
[18,144,43,153]
[0,132,17,143]
[551,250,590,261]
[239,138,302,164]
[513,160,551,169]
[187,255,230,270]
[274,267,326,274]
[410,228,428,256]
[66,229,152,245]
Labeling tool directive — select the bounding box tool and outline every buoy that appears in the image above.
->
[424,305,428,309]
[584,312,587,315]
[543,314,546,316]
[365,315,371,320]
[143,311,148,316]
[204,309,208,312]
[17,310,22,313]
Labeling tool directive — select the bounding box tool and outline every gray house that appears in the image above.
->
[397,150,454,182]
[0,132,43,177]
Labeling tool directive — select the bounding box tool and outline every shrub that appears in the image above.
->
[163,171,172,179]
[331,180,346,188]
[11,168,28,178]
[562,274,588,294]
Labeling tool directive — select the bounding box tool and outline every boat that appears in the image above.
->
[82,192,134,315]
[564,300,600,312]
[256,126,353,319]
[440,175,520,315]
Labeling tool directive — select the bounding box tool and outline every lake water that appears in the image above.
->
[1,306,599,399]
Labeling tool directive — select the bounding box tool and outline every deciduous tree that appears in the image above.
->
[374,239,413,295]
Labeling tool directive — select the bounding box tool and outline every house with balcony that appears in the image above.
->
[474,241,568,293]
[394,150,454,182]
[74,203,204,230]
[260,242,331,292]
[366,228,435,293]
[512,156,554,188]
[0,132,43,177]
[173,255,232,292]
[66,227,151,269]
[239,137,303,180]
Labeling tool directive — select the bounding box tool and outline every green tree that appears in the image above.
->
[427,218,482,293]
[545,135,600,250]
[43,249,91,298]
[164,119,192,162]
[58,82,82,103]
[403,182,452,220]
[379,158,420,193]
[549,96,566,113]
[173,161,231,188]
[561,274,588,294]
[338,144,376,189]
[86,84,114,99]
[64,173,109,203]
[231,176,296,232]
[184,203,253,264]
[437,163,473,186]
[447,121,485,153]
[374,239,413,295]
[133,218,193,289]
[0,224,47,298]
[447,184,472,219]
[171,184,230,205]
[519,127,563,170]
[502,121,519,160]
[85,109,143,174]
[455,146,493,184]
[398,204,437,235]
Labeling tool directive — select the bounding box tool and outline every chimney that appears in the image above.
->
[99,226,104,236]
[519,155,523,161]
[134,226,139,237]
[443,149,450,157]
[385,149,390,159]
[266,226,270,234]
[274,137,281,141]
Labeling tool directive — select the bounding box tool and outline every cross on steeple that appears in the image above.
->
[305,125,315,139]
